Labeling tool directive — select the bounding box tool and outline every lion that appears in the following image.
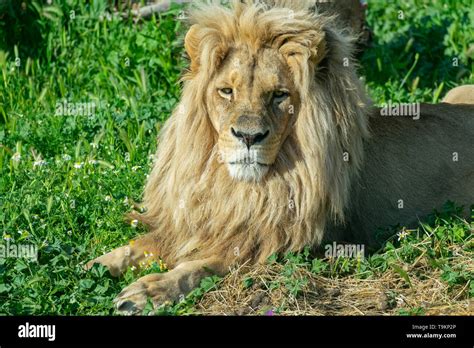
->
[442,85,474,104]
[86,0,474,315]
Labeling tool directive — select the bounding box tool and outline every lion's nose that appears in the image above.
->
[231,128,269,149]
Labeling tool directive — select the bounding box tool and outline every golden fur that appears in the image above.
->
[86,1,474,314]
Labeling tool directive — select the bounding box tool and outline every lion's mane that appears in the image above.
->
[134,0,370,266]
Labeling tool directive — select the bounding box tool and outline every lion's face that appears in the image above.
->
[206,45,299,181]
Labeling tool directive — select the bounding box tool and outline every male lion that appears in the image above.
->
[87,0,474,314]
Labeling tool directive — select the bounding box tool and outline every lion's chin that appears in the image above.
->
[226,162,269,182]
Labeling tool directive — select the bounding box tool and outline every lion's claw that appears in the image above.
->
[114,299,141,315]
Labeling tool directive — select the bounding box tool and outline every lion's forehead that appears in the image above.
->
[217,47,290,92]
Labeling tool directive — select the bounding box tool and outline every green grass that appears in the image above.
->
[0,0,473,315]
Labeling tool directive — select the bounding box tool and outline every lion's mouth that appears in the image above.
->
[226,161,270,181]
[221,148,272,181]
[228,161,269,166]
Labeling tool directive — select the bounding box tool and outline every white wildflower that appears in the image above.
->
[131,219,138,228]
[397,229,409,241]
[73,162,83,169]
[12,153,21,162]
[33,160,47,167]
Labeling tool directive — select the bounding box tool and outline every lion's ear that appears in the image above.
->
[184,24,228,76]
[279,29,327,84]
[184,24,202,73]
[309,31,327,66]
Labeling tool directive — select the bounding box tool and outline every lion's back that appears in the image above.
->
[339,103,474,246]
[442,85,474,104]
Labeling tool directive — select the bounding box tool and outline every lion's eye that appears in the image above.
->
[273,90,289,102]
[218,88,233,99]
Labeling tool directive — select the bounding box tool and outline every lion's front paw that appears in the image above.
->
[113,273,179,315]
[85,254,123,277]
[85,246,132,277]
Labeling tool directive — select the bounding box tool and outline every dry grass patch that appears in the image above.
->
[195,236,473,316]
